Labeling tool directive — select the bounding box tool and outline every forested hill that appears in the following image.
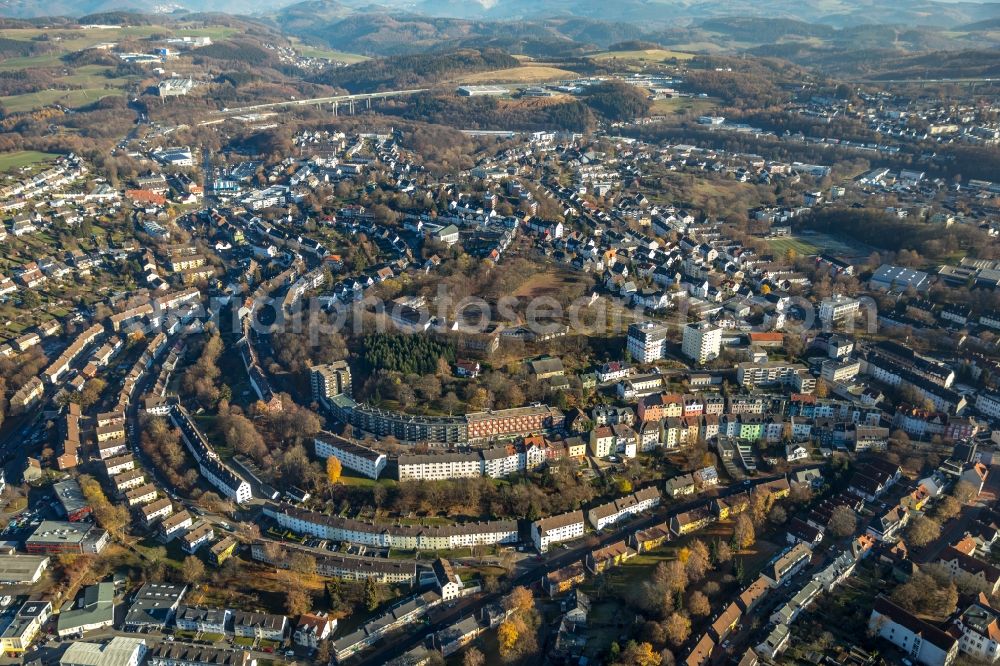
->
[308,48,520,93]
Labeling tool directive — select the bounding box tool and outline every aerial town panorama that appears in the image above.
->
[0,1,997,665]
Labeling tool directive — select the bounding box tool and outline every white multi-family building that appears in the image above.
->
[234,611,287,642]
[819,295,861,324]
[869,596,958,666]
[531,510,585,553]
[199,458,252,504]
[977,392,1000,420]
[586,487,661,531]
[821,359,861,384]
[313,434,387,480]
[737,362,815,393]
[397,451,481,481]
[480,445,521,478]
[174,606,230,635]
[265,506,518,550]
[627,322,669,363]
[955,597,1000,664]
[682,322,721,364]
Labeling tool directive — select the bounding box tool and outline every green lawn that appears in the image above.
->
[768,236,821,257]
[338,472,397,490]
[650,96,718,116]
[59,64,132,89]
[0,150,59,173]
[289,39,369,63]
[0,87,121,113]
[770,231,874,259]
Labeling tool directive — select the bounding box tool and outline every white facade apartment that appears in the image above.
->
[174,608,230,635]
[819,295,861,323]
[682,322,721,364]
[869,598,958,666]
[103,456,135,477]
[314,436,387,480]
[199,459,252,504]
[587,488,661,531]
[234,612,287,641]
[590,428,615,458]
[977,392,1000,420]
[627,322,669,363]
[98,439,128,460]
[531,511,585,553]
[821,359,861,384]
[160,512,193,538]
[481,447,521,478]
[520,444,546,471]
[270,507,517,550]
[397,452,481,481]
[956,602,1000,663]
[181,525,215,554]
[112,470,146,494]
[139,499,173,527]
[737,362,811,389]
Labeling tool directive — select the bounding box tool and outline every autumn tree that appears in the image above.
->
[651,560,687,597]
[891,570,958,619]
[326,456,343,486]
[463,648,486,666]
[714,541,732,565]
[663,612,691,647]
[182,332,224,407]
[733,513,756,550]
[181,556,205,584]
[286,587,312,616]
[78,475,128,541]
[216,409,266,461]
[953,480,978,504]
[617,641,661,666]
[498,616,531,660]
[906,515,942,548]
[505,586,534,614]
[750,490,775,525]
[687,591,710,617]
[363,577,381,611]
[827,505,857,537]
[933,495,961,521]
[683,540,710,582]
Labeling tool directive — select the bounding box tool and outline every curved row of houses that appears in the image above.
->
[169,404,253,504]
[263,504,519,550]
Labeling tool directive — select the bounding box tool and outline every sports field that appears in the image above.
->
[769,232,872,259]
[769,236,821,256]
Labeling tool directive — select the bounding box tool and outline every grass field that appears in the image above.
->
[59,64,132,88]
[589,48,695,62]
[291,41,369,63]
[0,150,58,172]
[0,87,120,113]
[457,65,578,84]
[769,231,873,259]
[650,96,718,115]
[768,236,821,257]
